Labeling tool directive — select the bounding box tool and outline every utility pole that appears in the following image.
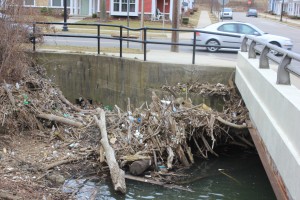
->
[141,0,144,50]
[127,0,129,48]
[222,0,224,22]
[62,0,68,31]
[100,0,106,22]
[171,0,179,52]
[280,0,284,22]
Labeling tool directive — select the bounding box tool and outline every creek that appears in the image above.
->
[63,147,276,200]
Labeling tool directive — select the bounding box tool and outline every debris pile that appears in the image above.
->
[0,65,251,196]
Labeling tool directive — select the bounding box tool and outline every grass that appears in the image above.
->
[36,44,144,54]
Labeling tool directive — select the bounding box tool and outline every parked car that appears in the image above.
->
[195,21,293,53]
[220,8,233,20]
[246,8,258,17]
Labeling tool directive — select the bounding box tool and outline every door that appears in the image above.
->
[81,0,89,15]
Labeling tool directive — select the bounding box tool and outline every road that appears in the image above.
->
[43,12,300,61]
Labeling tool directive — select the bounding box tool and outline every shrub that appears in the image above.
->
[92,13,97,18]
[182,17,189,24]
[40,7,48,15]
[40,7,53,16]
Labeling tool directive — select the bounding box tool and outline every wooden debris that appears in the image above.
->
[125,174,194,192]
[176,145,190,167]
[94,108,126,194]
[121,155,152,162]
[217,116,247,129]
[129,159,152,175]
[166,146,174,169]
[37,113,83,127]
[0,66,252,196]
[44,156,83,171]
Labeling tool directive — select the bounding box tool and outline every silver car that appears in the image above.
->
[220,8,233,20]
[195,21,293,52]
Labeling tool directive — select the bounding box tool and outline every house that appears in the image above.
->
[268,0,300,17]
[286,0,300,17]
[21,0,194,21]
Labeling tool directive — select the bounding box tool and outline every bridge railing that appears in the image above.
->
[241,35,300,85]
[32,22,240,65]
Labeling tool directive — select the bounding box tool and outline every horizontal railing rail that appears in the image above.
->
[32,22,241,65]
[241,35,300,85]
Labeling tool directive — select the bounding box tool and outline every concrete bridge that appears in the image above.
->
[235,36,300,200]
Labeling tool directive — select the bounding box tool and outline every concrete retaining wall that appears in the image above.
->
[235,52,300,200]
[34,52,235,109]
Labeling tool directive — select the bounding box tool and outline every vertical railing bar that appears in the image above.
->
[192,31,196,64]
[120,26,123,58]
[97,25,100,55]
[144,27,147,61]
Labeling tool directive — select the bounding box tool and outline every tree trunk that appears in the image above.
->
[94,108,126,194]
[171,0,179,52]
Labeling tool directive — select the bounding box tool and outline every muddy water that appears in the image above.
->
[63,149,276,200]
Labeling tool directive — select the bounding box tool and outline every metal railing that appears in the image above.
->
[32,22,241,65]
[241,35,300,85]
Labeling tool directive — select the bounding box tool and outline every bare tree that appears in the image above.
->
[0,0,33,83]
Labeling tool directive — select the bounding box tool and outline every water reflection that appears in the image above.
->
[63,150,276,200]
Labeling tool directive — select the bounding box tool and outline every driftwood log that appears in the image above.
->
[94,108,126,194]
[37,113,83,127]
[129,159,152,175]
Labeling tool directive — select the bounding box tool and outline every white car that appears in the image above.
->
[195,21,293,53]
[220,8,233,20]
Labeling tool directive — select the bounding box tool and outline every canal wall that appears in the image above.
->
[34,52,235,109]
[235,51,300,200]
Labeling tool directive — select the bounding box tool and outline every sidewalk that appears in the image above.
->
[259,13,300,27]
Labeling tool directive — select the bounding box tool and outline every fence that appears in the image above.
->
[32,22,240,65]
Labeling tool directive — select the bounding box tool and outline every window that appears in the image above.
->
[218,24,237,33]
[24,0,34,6]
[239,24,260,35]
[111,0,137,16]
[51,0,70,7]
[113,0,119,12]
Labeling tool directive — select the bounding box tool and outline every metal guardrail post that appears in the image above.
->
[97,25,100,55]
[192,31,196,64]
[259,45,270,69]
[144,27,147,61]
[249,40,256,58]
[241,37,248,52]
[277,54,292,85]
[120,26,123,58]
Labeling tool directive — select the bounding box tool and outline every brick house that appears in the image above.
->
[22,0,194,20]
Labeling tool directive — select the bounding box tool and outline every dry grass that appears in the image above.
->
[37,44,144,54]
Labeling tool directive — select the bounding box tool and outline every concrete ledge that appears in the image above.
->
[235,52,300,200]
